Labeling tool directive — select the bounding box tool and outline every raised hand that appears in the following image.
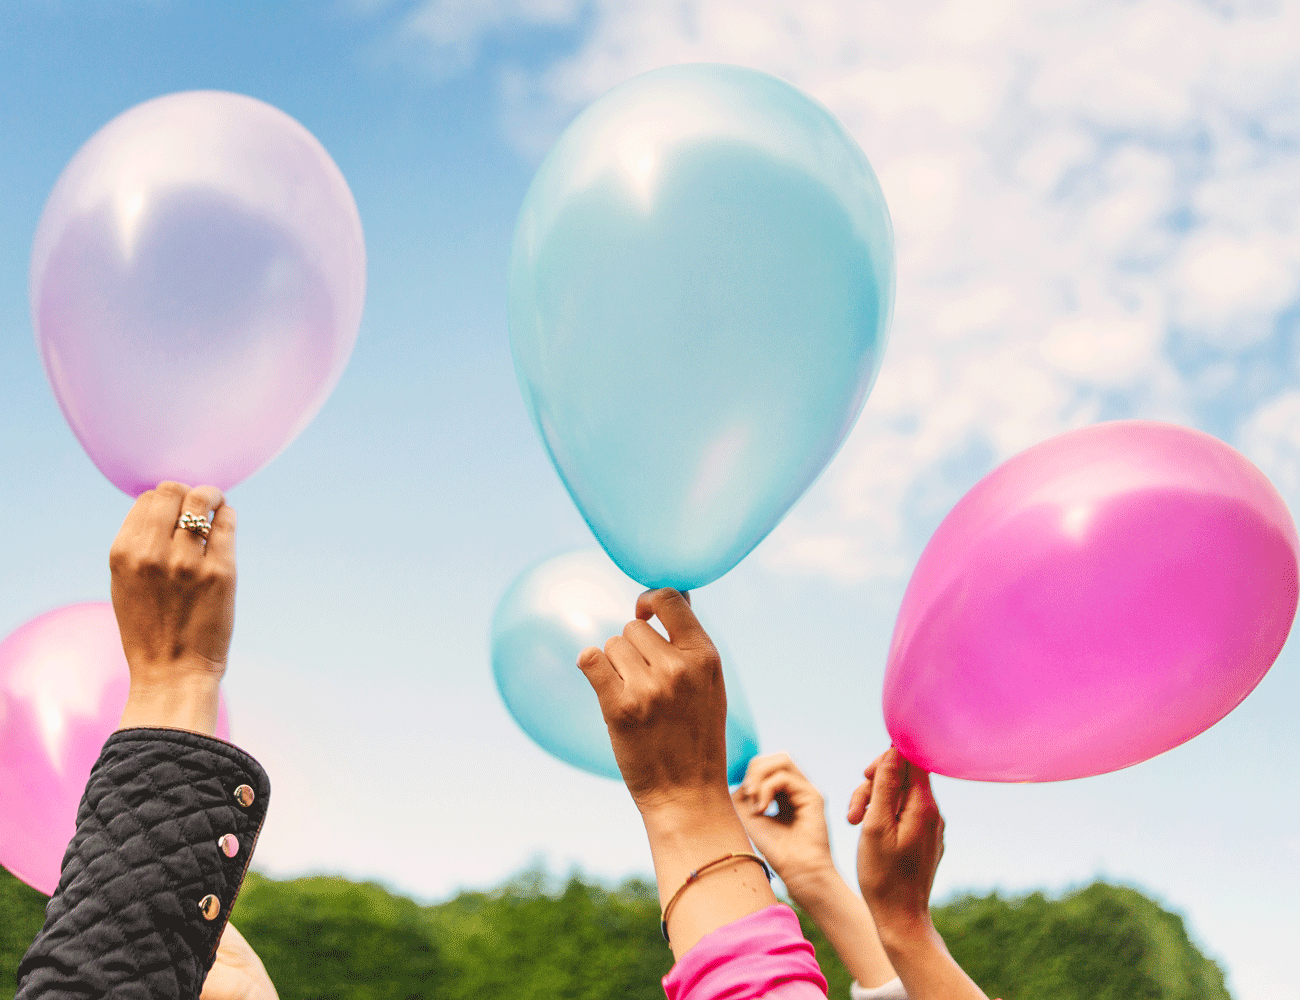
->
[111,481,237,735]
[577,588,729,814]
[733,753,835,893]
[848,747,944,940]
[577,589,777,956]
[735,753,900,991]
[849,748,988,1000]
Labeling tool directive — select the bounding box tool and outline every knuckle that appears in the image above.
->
[198,561,231,587]
[166,553,197,580]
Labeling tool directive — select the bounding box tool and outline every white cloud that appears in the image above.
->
[395,0,1300,579]
[379,0,584,75]
[1240,390,1300,501]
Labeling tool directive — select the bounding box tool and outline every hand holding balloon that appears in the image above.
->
[848,749,989,1000]
[848,749,944,943]
[491,549,758,783]
[578,589,778,956]
[112,482,237,735]
[578,589,731,814]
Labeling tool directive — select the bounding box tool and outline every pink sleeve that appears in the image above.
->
[662,904,828,1000]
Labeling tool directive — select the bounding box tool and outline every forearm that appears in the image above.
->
[788,869,897,989]
[118,671,222,734]
[643,793,780,958]
[877,922,988,1000]
[16,729,269,1000]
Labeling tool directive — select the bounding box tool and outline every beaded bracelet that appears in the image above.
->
[660,851,774,944]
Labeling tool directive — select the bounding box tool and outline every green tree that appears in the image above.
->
[233,873,448,1000]
[0,867,1233,1000]
[0,873,46,1000]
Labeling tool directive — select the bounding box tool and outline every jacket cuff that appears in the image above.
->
[17,727,271,1000]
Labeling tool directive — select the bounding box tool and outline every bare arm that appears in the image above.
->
[849,749,988,1000]
[734,753,897,989]
[577,589,778,959]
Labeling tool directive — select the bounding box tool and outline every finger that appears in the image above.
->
[864,747,906,831]
[897,760,940,836]
[577,646,624,708]
[621,617,673,662]
[739,752,796,797]
[603,633,650,684]
[635,589,711,649]
[147,481,191,549]
[110,489,160,562]
[847,778,872,824]
[749,773,794,814]
[205,503,237,571]
[174,485,225,551]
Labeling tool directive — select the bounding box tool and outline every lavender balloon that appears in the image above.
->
[30,91,366,496]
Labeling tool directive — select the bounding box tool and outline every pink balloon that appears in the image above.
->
[884,421,1299,782]
[0,603,231,895]
[30,91,366,496]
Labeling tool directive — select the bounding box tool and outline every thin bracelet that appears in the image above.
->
[660,851,773,944]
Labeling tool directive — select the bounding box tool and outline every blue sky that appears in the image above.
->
[2,3,1299,998]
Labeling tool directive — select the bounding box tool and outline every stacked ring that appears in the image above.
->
[177,512,212,540]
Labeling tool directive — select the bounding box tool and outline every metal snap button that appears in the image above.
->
[199,894,221,921]
[233,785,255,808]
[217,834,239,858]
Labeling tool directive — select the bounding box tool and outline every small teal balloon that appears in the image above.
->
[491,548,760,783]
[509,64,894,590]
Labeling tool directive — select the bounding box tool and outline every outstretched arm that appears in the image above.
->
[17,483,274,1000]
[579,589,825,999]
[578,589,779,957]
[849,749,988,1000]
[734,754,899,992]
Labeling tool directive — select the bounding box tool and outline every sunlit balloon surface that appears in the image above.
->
[884,422,1299,782]
[492,549,760,783]
[0,604,231,894]
[510,64,894,590]
[30,90,366,496]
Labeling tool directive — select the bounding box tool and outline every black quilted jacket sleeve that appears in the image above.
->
[15,727,271,1000]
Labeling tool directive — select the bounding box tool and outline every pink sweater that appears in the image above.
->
[662,905,829,1000]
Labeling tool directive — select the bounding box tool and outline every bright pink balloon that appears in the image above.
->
[30,90,366,496]
[0,603,231,895]
[884,421,1299,782]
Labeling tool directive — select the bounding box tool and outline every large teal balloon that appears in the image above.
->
[492,549,760,783]
[509,64,894,590]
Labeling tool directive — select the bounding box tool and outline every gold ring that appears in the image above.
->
[177,512,211,539]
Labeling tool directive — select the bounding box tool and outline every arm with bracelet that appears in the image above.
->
[578,589,827,1000]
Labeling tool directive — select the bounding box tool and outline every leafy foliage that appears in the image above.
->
[0,866,1231,1000]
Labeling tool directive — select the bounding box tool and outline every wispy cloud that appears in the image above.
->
[359,0,586,76]
[387,0,1300,581]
